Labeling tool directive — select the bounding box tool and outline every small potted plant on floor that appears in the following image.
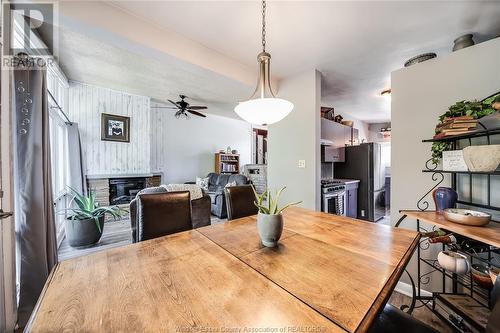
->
[63,188,125,248]
[252,186,301,247]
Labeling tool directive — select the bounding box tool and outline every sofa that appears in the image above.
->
[129,186,211,242]
[205,173,249,218]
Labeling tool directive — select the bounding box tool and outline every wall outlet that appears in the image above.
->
[298,160,306,168]
[361,210,365,217]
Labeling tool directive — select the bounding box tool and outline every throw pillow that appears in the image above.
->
[162,184,203,200]
[196,177,209,191]
[225,181,237,188]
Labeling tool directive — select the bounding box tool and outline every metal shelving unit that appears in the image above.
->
[397,125,500,332]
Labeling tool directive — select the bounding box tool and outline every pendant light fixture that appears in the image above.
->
[234,0,294,126]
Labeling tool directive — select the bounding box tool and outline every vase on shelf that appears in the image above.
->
[432,187,458,214]
[452,34,474,52]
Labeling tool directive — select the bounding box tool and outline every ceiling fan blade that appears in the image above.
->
[187,110,206,118]
[188,106,208,110]
[168,99,180,107]
[152,106,178,109]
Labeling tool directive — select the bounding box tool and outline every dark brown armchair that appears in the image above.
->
[136,191,192,242]
[224,185,258,221]
[130,186,211,242]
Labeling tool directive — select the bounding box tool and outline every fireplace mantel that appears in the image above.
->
[86,173,155,180]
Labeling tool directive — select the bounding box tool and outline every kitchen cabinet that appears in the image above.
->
[321,145,345,163]
[321,118,360,163]
[321,118,359,148]
[345,181,359,218]
[321,118,346,162]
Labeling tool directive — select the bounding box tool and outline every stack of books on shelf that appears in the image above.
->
[434,116,478,139]
[221,163,237,172]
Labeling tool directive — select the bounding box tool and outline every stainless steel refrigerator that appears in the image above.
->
[334,143,385,222]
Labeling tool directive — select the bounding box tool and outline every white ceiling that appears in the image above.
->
[109,0,500,123]
[52,1,500,123]
[51,27,250,118]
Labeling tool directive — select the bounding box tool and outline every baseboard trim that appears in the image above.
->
[395,281,432,298]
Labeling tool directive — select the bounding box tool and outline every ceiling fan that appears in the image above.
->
[152,95,207,119]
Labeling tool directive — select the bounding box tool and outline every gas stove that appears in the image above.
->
[321,178,344,186]
[321,179,346,215]
[321,179,345,194]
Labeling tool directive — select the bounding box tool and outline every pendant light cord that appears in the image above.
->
[261,0,266,52]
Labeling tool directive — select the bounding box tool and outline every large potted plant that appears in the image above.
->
[252,186,301,247]
[63,188,124,248]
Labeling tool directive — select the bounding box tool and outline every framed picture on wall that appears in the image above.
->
[101,113,130,142]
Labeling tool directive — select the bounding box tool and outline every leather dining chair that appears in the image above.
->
[369,274,500,333]
[367,302,438,333]
[136,191,192,242]
[224,185,258,221]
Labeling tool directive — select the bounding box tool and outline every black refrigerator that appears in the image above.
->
[334,143,385,222]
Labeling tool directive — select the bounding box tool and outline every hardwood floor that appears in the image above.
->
[57,216,227,261]
[57,218,132,261]
[389,291,453,332]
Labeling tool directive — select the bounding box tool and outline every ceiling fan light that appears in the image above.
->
[235,98,294,126]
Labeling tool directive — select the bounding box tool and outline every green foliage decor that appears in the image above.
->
[63,187,125,232]
[252,186,302,215]
[431,142,452,165]
[431,94,498,164]
[438,99,495,123]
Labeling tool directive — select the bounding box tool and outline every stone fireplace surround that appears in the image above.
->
[87,174,162,207]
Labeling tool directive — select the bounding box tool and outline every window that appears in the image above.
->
[48,103,70,244]
[47,63,71,245]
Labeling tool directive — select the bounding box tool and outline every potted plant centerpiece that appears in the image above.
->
[252,186,301,247]
[63,188,124,248]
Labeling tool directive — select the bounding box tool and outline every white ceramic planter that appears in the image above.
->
[257,213,283,247]
[462,144,500,172]
[437,250,470,274]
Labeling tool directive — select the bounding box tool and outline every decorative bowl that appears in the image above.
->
[437,251,470,274]
[341,120,353,127]
[472,264,493,289]
[443,208,491,226]
[462,144,500,172]
[404,53,437,67]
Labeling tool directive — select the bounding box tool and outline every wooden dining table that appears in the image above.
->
[27,207,419,333]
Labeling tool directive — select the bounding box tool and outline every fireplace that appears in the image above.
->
[109,177,146,205]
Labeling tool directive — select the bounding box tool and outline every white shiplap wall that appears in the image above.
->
[150,103,168,174]
[68,82,151,175]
